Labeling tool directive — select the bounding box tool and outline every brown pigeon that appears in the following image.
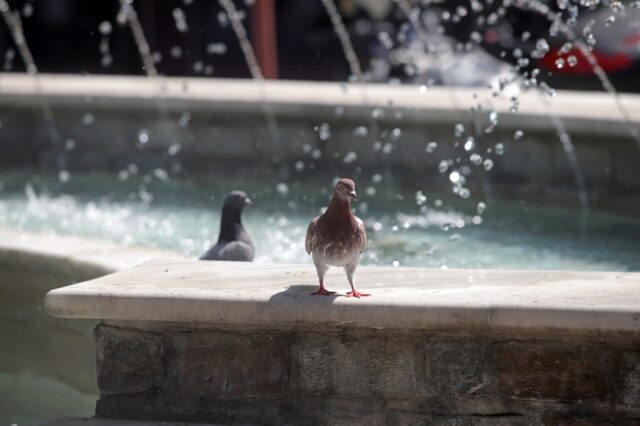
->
[305,178,369,298]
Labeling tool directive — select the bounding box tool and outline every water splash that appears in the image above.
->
[395,0,463,109]
[512,0,640,146]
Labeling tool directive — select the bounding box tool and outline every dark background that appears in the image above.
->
[1,0,639,91]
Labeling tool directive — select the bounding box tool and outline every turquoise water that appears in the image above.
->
[1,171,639,272]
[1,170,640,425]
[0,370,95,425]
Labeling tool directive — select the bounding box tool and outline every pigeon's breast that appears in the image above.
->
[313,238,360,267]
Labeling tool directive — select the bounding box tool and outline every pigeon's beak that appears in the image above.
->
[349,191,358,201]
[245,197,253,207]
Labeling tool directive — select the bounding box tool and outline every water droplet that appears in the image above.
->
[567,55,578,67]
[454,123,465,137]
[139,189,154,203]
[495,143,504,155]
[58,170,71,182]
[559,42,573,54]
[415,190,427,205]
[372,173,383,184]
[217,11,229,27]
[419,85,428,94]
[470,153,483,165]
[371,107,385,119]
[22,3,33,17]
[317,123,331,141]
[378,31,393,49]
[390,128,402,140]
[154,168,169,181]
[206,42,227,55]
[179,112,191,127]
[459,188,470,198]
[353,126,368,138]
[294,161,305,172]
[118,170,130,181]
[472,215,482,225]
[82,113,94,125]
[168,143,181,156]
[438,160,449,173]
[343,151,358,163]
[449,171,460,183]
[464,137,475,151]
[514,130,524,140]
[311,149,322,159]
[555,57,565,69]
[193,61,204,73]
[99,21,113,35]
[483,159,494,171]
[532,38,549,58]
[366,186,376,196]
[101,54,113,67]
[170,46,183,58]
[392,260,400,267]
[172,8,189,33]
[276,182,289,196]
[425,141,438,153]
[382,143,394,154]
[64,139,76,150]
[138,129,150,144]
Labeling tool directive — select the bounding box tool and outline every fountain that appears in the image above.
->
[0,0,639,424]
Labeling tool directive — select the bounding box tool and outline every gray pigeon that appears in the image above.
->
[200,191,255,261]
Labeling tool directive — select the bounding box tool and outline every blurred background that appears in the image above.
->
[1,0,640,90]
[1,1,640,423]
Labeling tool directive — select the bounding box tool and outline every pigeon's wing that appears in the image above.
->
[305,217,319,254]
[200,241,254,261]
[355,216,367,253]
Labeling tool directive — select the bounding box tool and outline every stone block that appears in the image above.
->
[618,350,640,409]
[95,324,165,395]
[296,337,333,395]
[171,331,289,400]
[494,342,614,401]
[417,335,491,400]
[296,333,417,399]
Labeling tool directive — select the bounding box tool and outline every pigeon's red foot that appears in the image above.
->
[311,287,336,296]
[346,290,371,298]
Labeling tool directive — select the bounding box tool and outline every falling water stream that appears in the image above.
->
[0,0,61,162]
[217,0,281,154]
[117,0,158,78]
[320,0,365,84]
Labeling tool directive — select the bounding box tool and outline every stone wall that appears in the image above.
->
[94,323,640,425]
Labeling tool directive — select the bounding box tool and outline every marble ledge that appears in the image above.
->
[43,258,640,336]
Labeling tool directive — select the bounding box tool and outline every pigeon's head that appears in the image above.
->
[334,178,357,202]
[223,190,252,212]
